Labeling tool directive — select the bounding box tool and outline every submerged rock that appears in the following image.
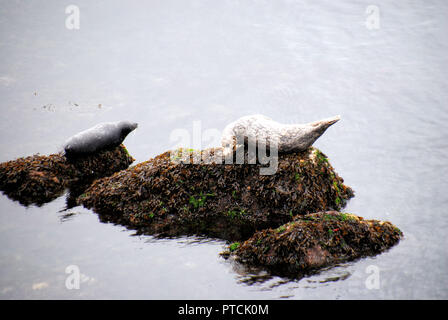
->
[0,145,134,206]
[78,147,354,240]
[222,211,402,278]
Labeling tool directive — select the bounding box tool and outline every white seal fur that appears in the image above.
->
[221,114,340,156]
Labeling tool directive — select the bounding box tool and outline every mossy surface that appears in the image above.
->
[222,211,403,277]
[1,143,404,278]
[0,145,134,206]
[78,147,354,240]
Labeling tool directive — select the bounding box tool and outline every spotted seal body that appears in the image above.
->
[221,114,340,156]
[64,121,138,156]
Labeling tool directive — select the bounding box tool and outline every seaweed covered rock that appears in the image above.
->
[223,211,402,277]
[78,147,354,240]
[0,145,134,206]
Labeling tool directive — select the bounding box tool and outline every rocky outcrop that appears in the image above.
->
[1,142,403,278]
[222,211,402,278]
[78,147,354,240]
[0,145,134,206]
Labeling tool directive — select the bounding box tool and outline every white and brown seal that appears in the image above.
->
[221,114,340,156]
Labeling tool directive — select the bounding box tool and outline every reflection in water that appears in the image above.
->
[227,256,354,292]
[58,210,78,223]
[305,265,352,285]
[0,0,448,299]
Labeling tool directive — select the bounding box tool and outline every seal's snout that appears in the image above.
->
[327,115,341,125]
[122,121,138,132]
[310,115,341,128]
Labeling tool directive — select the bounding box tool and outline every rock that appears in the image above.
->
[0,145,134,206]
[78,147,354,240]
[222,211,402,278]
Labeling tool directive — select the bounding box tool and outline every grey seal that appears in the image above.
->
[64,120,138,156]
[221,114,340,156]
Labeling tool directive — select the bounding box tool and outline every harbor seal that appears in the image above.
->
[63,120,138,156]
[221,114,340,156]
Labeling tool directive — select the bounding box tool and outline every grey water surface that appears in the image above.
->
[0,0,447,299]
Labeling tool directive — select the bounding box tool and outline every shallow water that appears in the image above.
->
[1,0,447,299]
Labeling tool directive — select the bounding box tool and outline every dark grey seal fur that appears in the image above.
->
[64,121,138,156]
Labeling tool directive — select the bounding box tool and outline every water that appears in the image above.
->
[1,0,447,299]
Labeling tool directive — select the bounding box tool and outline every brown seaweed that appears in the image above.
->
[1,143,403,278]
[0,145,134,206]
[222,211,402,278]
[78,147,354,241]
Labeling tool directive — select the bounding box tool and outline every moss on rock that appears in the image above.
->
[78,147,354,240]
[222,211,402,277]
[0,145,134,206]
